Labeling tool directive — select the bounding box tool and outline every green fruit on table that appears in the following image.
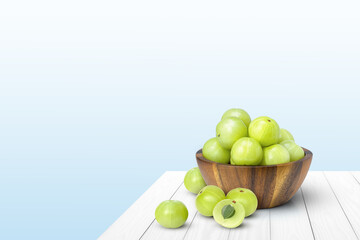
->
[261,144,290,165]
[155,200,188,228]
[184,167,207,194]
[221,108,251,127]
[213,199,245,228]
[196,185,226,217]
[202,137,230,164]
[226,188,258,217]
[280,140,304,162]
[278,128,294,143]
[249,116,280,147]
[216,117,248,150]
[230,137,263,165]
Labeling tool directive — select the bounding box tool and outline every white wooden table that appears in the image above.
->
[98,171,360,240]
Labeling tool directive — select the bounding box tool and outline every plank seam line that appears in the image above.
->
[323,172,359,240]
[300,187,316,240]
[139,180,184,240]
[269,209,272,240]
[182,211,199,240]
[226,227,231,240]
[351,172,360,185]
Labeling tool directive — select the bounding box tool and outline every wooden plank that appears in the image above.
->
[98,171,185,240]
[140,183,198,240]
[183,211,230,240]
[325,172,360,239]
[301,171,357,240]
[228,209,270,240]
[270,190,314,240]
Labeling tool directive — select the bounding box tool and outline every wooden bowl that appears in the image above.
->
[196,147,312,209]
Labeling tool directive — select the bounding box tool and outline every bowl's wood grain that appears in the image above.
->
[196,148,312,209]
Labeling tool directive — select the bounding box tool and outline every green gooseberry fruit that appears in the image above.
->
[226,188,258,217]
[278,128,294,143]
[248,116,280,147]
[155,200,188,228]
[261,144,290,165]
[280,140,305,162]
[213,199,245,228]
[216,117,248,150]
[231,137,263,165]
[184,167,207,194]
[202,137,230,164]
[221,108,251,127]
[195,185,225,217]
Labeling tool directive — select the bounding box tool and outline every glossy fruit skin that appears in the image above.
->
[155,200,188,228]
[213,199,245,228]
[280,140,304,162]
[196,185,226,217]
[216,117,248,150]
[278,128,294,143]
[261,144,290,165]
[202,138,230,164]
[230,137,263,165]
[221,108,251,127]
[226,188,258,217]
[248,116,280,147]
[184,167,207,194]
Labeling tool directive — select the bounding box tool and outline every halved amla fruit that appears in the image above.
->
[213,199,245,228]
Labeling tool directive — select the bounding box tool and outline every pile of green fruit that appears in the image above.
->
[154,108,305,229]
[195,184,258,228]
[155,167,258,229]
[203,108,304,165]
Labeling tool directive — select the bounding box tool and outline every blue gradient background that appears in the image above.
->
[1,0,360,239]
